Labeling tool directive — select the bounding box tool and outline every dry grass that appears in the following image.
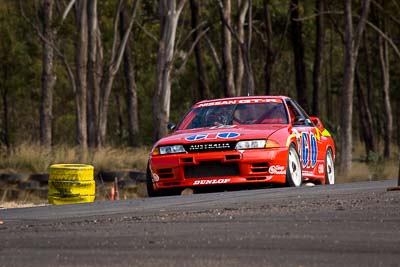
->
[0,142,397,181]
[0,142,398,210]
[336,160,398,183]
[336,141,399,183]
[0,144,151,207]
[0,143,150,173]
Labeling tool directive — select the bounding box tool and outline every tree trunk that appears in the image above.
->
[153,0,186,141]
[339,0,371,175]
[220,0,235,97]
[363,33,374,107]
[398,153,400,187]
[245,0,254,96]
[239,42,255,96]
[219,0,254,96]
[115,92,124,142]
[339,1,355,175]
[205,36,225,91]
[189,0,210,101]
[355,68,376,159]
[326,23,334,120]
[398,97,400,152]
[97,0,139,146]
[75,0,88,148]
[379,34,392,159]
[289,0,308,112]
[263,0,274,95]
[235,0,248,96]
[312,0,324,116]
[398,97,400,187]
[120,5,139,147]
[87,0,102,148]
[39,0,56,148]
[1,73,9,151]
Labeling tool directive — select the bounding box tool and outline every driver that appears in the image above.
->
[204,106,230,126]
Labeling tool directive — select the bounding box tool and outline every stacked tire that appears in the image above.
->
[48,164,95,205]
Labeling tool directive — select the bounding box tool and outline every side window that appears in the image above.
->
[285,101,301,122]
[285,99,313,126]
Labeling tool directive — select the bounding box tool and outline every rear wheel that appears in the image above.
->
[286,144,302,187]
[325,149,335,184]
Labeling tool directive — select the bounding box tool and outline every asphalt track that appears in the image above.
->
[0,179,399,267]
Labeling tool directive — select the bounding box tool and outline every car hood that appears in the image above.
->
[155,125,288,146]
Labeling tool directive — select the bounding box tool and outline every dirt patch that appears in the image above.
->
[0,201,48,209]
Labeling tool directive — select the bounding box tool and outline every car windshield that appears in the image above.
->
[178,102,288,130]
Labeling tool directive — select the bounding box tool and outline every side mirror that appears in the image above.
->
[293,116,305,125]
[167,122,176,131]
[293,116,313,126]
[309,116,324,128]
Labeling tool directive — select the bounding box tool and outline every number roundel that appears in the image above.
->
[301,133,309,167]
[300,132,318,168]
[310,133,317,167]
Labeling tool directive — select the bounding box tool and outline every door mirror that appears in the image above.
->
[309,116,324,128]
[293,116,305,125]
[293,116,313,126]
[167,122,176,131]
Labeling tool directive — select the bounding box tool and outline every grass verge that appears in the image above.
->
[0,143,398,208]
[0,143,150,173]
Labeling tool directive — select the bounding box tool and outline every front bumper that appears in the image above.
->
[149,148,288,190]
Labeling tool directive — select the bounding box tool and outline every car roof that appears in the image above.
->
[193,96,290,108]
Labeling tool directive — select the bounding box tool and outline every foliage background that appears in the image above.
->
[0,0,399,177]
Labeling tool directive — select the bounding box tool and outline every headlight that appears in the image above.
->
[158,145,186,155]
[235,140,266,150]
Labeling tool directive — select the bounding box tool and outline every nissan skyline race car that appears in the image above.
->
[147,96,335,197]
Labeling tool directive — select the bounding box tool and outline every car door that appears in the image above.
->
[285,99,321,176]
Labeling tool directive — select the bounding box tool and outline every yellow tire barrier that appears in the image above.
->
[48,164,95,205]
[48,180,95,196]
[48,195,95,205]
[49,164,94,181]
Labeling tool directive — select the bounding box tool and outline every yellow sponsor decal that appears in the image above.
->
[286,133,297,147]
[286,128,301,147]
[321,129,331,137]
[315,128,321,141]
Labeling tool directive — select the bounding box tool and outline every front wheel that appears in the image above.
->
[286,144,302,187]
[324,149,335,184]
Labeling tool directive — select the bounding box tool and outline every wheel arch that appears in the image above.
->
[325,145,335,162]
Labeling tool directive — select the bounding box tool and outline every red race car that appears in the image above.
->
[147,96,335,196]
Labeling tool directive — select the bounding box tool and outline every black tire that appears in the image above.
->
[18,180,41,190]
[29,173,49,183]
[286,144,302,187]
[324,148,335,185]
[98,171,125,182]
[128,171,146,182]
[1,173,24,184]
[118,179,137,189]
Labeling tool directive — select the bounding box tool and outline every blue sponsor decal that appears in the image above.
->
[310,133,318,167]
[185,134,208,141]
[185,132,240,141]
[301,132,309,167]
[301,132,318,168]
[217,132,240,139]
